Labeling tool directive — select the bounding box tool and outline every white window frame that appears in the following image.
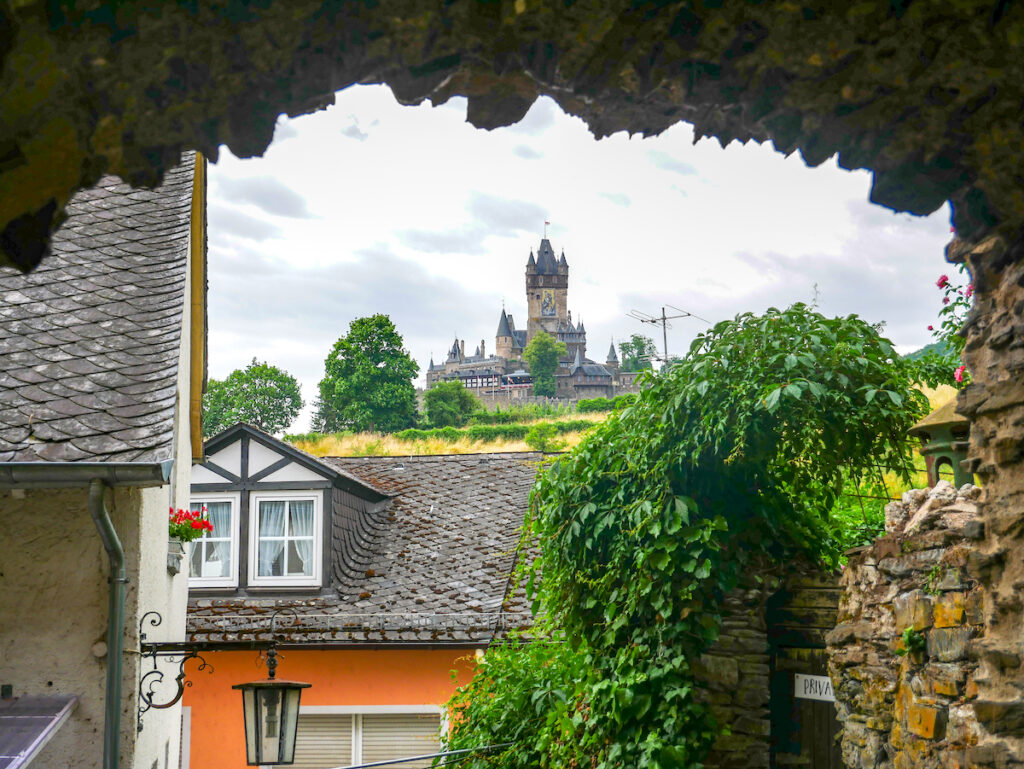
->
[248,490,322,587]
[187,492,240,588]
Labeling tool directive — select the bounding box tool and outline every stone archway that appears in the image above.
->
[2,2,1023,763]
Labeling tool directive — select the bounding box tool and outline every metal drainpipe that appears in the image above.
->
[88,478,126,769]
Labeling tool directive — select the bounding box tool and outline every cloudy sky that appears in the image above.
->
[207,84,953,432]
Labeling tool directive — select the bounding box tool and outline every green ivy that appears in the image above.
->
[895,626,927,657]
[446,305,930,769]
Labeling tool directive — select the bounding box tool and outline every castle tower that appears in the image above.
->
[526,238,569,344]
[496,309,515,359]
[606,340,619,372]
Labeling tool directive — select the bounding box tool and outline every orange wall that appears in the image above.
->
[182,648,477,769]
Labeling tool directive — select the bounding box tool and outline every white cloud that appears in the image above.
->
[207,84,953,432]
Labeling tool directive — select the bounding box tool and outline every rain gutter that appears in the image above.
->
[0,460,173,488]
[89,479,126,769]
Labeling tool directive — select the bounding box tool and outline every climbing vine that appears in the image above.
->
[446,304,930,769]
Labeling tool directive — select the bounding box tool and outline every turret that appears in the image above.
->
[571,345,583,374]
[526,250,536,272]
[558,250,568,274]
[605,341,619,372]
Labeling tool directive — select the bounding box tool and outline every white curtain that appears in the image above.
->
[290,500,315,576]
[207,502,231,536]
[259,501,286,576]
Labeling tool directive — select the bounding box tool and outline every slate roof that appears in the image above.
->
[0,156,195,463]
[496,309,513,338]
[187,452,539,645]
[534,238,560,274]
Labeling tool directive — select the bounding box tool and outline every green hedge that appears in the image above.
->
[577,394,638,413]
[394,419,596,443]
[468,403,573,424]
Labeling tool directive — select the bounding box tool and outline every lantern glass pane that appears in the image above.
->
[277,688,304,764]
[256,688,285,763]
[240,688,258,764]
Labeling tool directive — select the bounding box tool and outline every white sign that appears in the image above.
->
[794,673,835,702]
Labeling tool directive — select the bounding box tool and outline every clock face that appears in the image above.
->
[541,289,556,317]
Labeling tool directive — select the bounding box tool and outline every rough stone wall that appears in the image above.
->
[696,587,772,769]
[828,482,986,769]
[4,1,1023,269]
[954,233,1024,768]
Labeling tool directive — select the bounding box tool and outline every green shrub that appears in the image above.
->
[525,423,564,452]
[577,397,615,413]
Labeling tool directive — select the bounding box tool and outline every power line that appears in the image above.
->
[330,742,513,769]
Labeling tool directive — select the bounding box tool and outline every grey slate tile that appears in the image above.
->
[0,154,194,464]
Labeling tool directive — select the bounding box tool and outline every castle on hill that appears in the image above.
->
[425,237,641,399]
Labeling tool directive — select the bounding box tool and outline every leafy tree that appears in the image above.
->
[423,381,479,427]
[522,331,566,397]
[619,333,657,371]
[202,358,303,436]
[445,304,930,769]
[314,314,419,433]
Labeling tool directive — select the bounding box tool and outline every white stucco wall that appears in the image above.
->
[0,205,197,769]
[130,251,194,769]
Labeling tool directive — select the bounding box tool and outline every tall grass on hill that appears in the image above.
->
[288,430,593,457]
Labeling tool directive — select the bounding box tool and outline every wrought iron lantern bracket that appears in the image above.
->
[136,611,282,732]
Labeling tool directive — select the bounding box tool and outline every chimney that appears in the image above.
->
[459,340,465,359]
[481,339,486,358]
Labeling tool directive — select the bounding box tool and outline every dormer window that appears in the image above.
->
[250,492,321,586]
[189,424,390,594]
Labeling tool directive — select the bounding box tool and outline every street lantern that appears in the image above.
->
[233,648,311,765]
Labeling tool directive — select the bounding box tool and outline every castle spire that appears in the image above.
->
[606,340,618,364]
[571,345,583,373]
[496,308,513,338]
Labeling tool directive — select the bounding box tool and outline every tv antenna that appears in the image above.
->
[627,304,710,364]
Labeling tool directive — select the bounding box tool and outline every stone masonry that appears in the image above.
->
[828,482,986,769]
[696,587,773,769]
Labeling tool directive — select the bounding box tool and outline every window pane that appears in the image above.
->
[287,540,314,577]
[259,501,286,537]
[289,500,314,537]
[201,540,231,578]
[258,539,284,576]
[206,501,231,536]
[189,540,204,578]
